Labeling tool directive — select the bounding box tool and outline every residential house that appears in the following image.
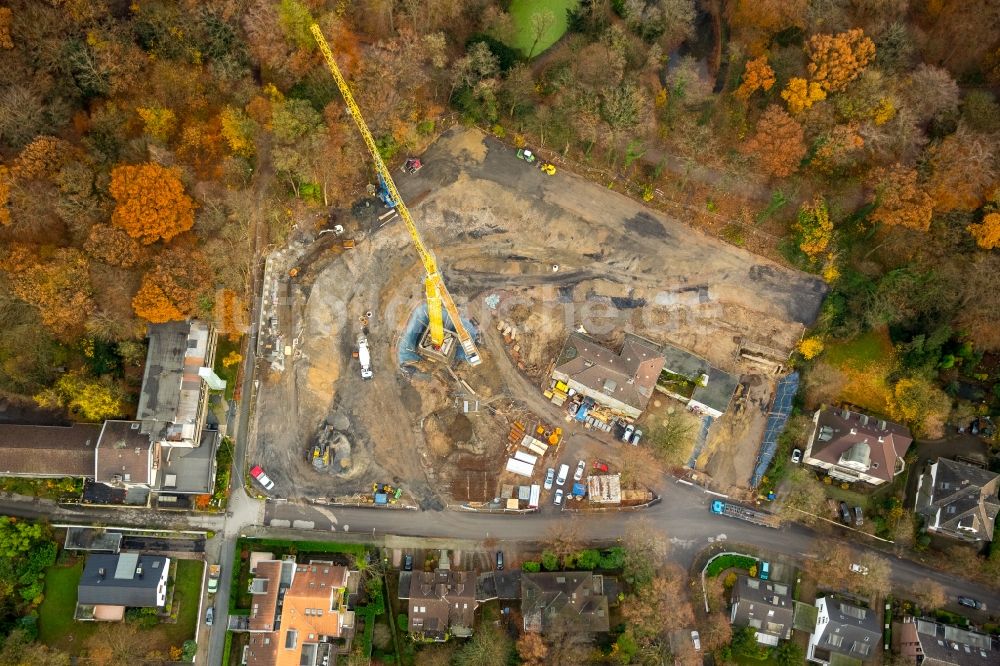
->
[76,553,170,622]
[893,616,996,665]
[521,571,610,633]
[94,420,158,492]
[807,596,881,665]
[803,408,912,486]
[241,559,358,666]
[915,458,1000,544]
[0,422,100,478]
[550,333,665,420]
[729,575,794,646]
[398,568,477,641]
[659,342,739,418]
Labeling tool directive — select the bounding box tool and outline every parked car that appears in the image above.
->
[759,561,770,581]
[553,489,564,505]
[791,448,802,463]
[403,554,413,571]
[556,464,570,486]
[958,596,985,610]
[205,607,214,626]
[838,501,852,524]
[630,428,642,446]
[496,551,504,571]
[850,563,869,575]
[854,506,864,527]
[573,459,586,481]
[544,467,555,490]
[593,460,609,473]
[691,631,701,651]
[249,465,275,491]
[621,423,635,443]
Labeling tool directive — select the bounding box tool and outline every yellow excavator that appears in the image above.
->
[310,24,481,366]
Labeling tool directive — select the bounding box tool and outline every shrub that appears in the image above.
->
[576,549,601,570]
[541,550,559,571]
[522,561,541,572]
[724,572,738,589]
[396,613,408,631]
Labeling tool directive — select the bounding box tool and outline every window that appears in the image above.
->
[285,630,297,649]
[828,634,844,648]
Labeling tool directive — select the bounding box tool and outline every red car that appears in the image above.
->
[592,460,609,473]
[249,465,275,491]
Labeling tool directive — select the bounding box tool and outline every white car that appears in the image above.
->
[791,448,803,463]
[553,489,564,505]
[630,428,642,446]
[691,630,701,651]
[850,563,869,575]
[621,423,635,443]
[544,467,555,490]
[556,463,570,486]
[573,460,586,482]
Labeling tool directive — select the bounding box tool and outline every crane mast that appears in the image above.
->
[310,24,481,366]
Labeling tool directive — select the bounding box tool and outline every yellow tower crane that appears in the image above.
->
[310,24,481,366]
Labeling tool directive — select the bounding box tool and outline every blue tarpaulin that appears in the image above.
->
[750,372,799,488]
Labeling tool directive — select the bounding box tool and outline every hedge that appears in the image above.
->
[706,554,757,577]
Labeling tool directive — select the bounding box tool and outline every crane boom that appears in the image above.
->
[310,24,481,366]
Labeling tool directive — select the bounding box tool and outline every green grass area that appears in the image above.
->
[706,554,757,577]
[824,327,895,370]
[167,559,203,645]
[213,335,242,400]
[38,561,97,650]
[507,0,579,58]
[732,653,780,666]
[822,482,871,509]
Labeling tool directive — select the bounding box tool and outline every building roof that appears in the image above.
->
[0,422,100,477]
[274,564,350,666]
[95,420,155,486]
[917,458,1000,541]
[808,408,912,483]
[249,560,284,632]
[477,571,522,601]
[552,333,664,414]
[660,343,739,414]
[156,428,218,494]
[403,569,477,639]
[137,321,212,444]
[730,576,794,640]
[913,617,996,665]
[77,553,168,607]
[246,633,279,666]
[521,572,610,634]
[815,597,881,663]
[64,527,123,553]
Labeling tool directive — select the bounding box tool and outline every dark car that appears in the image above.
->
[838,501,852,524]
[496,551,504,571]
[958,596,985,610]
[403,554,413,571]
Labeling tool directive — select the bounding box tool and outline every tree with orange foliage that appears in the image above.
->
[0,166,10,226]
[968,212,1000,250]
[812,124,865,175]
[516,633,547,665]
[84,224,144,268]
[0,7,12,49]
[807,29,876,92]
[734,56,776,101]
[727,0,806,53]
[109,163,195,245]
[781,77,826,114]
[924,125,997,212]
[11,136,76,180]
[132,248,210,323]
[3,244,95,340]
[867,165,934,231]
[741,105,807,178]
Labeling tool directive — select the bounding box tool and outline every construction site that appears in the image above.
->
[248,23,826,511]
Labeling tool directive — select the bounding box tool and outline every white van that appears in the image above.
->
[556,463,570,486]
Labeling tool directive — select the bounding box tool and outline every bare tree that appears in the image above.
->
[526,10,556,58]
[543,516,584,560]
[911,580,947,611]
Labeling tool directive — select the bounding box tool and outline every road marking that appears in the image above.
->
[343,524,350,532]
[313,506,339,524]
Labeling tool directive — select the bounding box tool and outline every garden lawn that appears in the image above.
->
[166,559,203,645]
[213,335,242,400]
[824,327,895,369]
[507,0,579,57]
[821,327,897,414]
[39,561,98,651]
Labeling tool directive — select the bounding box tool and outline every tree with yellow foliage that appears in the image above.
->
[740,105,807,178]
[109,163,195,244]
[807,29,876,92]
[781,78,826,114]
[798,337,824,359]
[867,165,934,231]
[136,106,177,142]
[794,197,833,260]
[968,212,1000,249]
[220,106,257,158]
[34,372,125,421]
[887,376,950,438]
[735,56,776,101]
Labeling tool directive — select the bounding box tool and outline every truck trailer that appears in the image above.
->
[710,499,780,528]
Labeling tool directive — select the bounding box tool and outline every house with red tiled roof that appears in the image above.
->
[803,408,912,486]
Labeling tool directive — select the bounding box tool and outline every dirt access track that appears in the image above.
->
[251,127,826,506]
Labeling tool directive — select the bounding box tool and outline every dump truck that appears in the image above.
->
[710,500,780,528]
[207,565,221,594]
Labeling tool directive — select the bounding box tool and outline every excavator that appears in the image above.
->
[311,24,482,366]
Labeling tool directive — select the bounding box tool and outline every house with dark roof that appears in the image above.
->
[237,559,358,666]
[76,553,170,622]
[521,571,610,634]
[915,458,1000,544]
[893,616,996,665]
[729,575,794,646]
[807,596,881,665]
[95,420,157,489]
[399,568,477,641]
[803,408,912,486]
[0,422,100,478]
[551,333,665,419]
[659,342,740,418]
